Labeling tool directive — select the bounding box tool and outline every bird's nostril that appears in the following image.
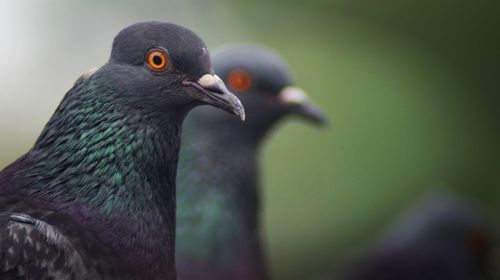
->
[205,85,224,95]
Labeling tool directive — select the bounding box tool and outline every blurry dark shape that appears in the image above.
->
[335,189,497,280]
[0,22,243,279]
[176,44,327,280]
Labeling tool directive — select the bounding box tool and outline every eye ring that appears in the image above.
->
[227,69,252,93]
[146,48,168,71]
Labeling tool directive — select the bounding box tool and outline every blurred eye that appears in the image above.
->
[465,230,488,256]
[146,49,168,71]
[227,69,252,92]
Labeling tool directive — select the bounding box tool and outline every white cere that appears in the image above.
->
[197,74,218,88]
[279,86,310,105]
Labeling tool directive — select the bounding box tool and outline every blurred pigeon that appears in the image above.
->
[0,22,244,280]
[336,191,497,280]
[176,44,327,280]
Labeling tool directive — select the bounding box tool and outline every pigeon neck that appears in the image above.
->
[176,115,269,279]
[191,106,281,148]
[7,79,183,275]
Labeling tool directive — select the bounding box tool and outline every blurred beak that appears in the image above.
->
[184,74,245,121]
[279,86,328,125]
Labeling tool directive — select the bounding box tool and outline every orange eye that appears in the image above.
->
[146,49,168,71]
[227,69,252,92]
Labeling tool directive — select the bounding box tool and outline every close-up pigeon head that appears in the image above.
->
[190,44,326,139]
[2,2,500,279]
[0,21,248,279]
[97,21,244,120]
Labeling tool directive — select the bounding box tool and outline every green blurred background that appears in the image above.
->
[1,0,499,279]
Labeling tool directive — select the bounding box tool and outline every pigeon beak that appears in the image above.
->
[279,86,328,125]
[184,74,245,121]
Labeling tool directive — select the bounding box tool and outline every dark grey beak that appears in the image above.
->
[279,86,328,125]
[184,74,245,121]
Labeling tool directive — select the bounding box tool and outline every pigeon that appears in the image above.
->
[0,21,244,280]
[336,191,497,280]
[176,44,327,280]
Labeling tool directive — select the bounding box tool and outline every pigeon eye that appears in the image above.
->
[146,49,168,71]
[227,69,252,93]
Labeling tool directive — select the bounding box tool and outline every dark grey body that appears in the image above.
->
[0,22,243,279]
